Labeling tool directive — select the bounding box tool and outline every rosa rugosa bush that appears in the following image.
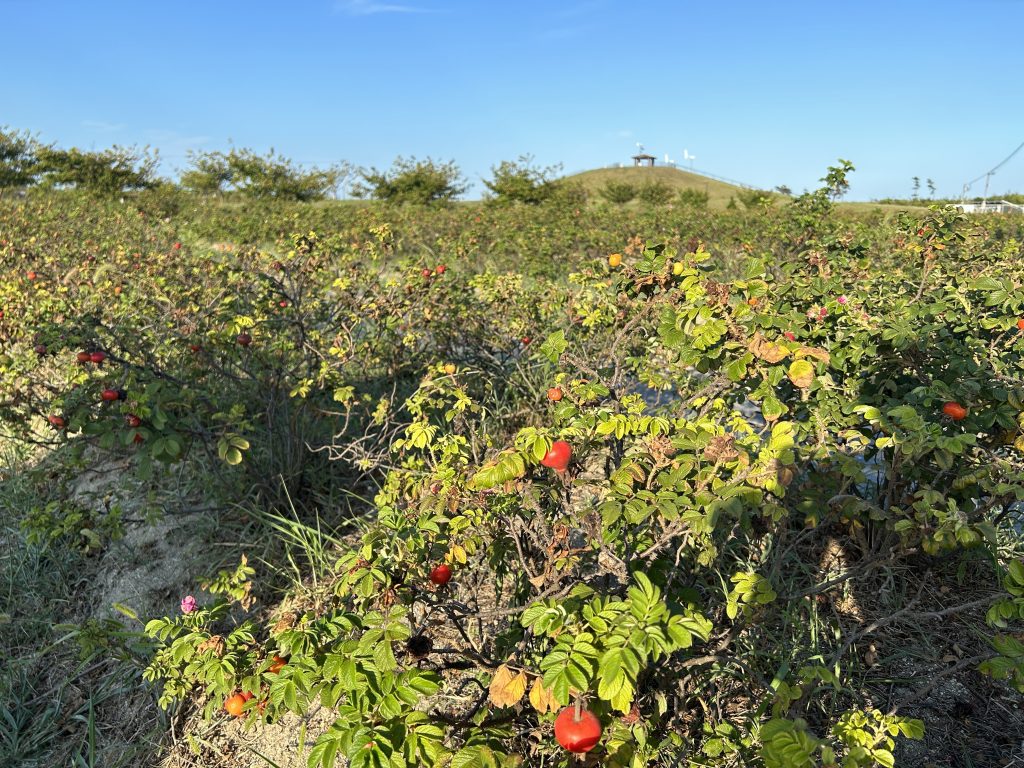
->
[5,170,1024,767]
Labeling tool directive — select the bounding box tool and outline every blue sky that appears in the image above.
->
[2,0,1023,200]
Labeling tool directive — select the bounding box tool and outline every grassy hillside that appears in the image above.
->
[567,166,936,216]
[566,165,754,209]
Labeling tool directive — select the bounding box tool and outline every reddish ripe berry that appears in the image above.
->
[172,242,182,251]
[125,414,142,428]
[132,432,145,444]
[279,300,288,308]
[90,351,106,364]
[101,388,121,402]
[1017,318,1024,331]
[240,691,255,702]
[236,332,252,347]
[520,336,531,345]
[554,706,602,754]
[783,331,796,342]
[942,401,967,421]
[421,268,433,279]
[435,264,446,275]
[547,387,564,402]
[541,441,572,473]
[48,414,66,429]
[429,564,452,586]
[189,344,201,353]
[76,351,91,363]
[268,654,287,674]
[26,271,37,281]
[224,693,246,717]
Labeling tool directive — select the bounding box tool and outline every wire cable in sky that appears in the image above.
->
[965,140,1024,188]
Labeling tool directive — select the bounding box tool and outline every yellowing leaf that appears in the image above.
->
[748,332,789,363]
[787,360,815,389]
[489,665,527,708]
[528,677,557,714]
[794,346,830,364]
[450,544,468,564]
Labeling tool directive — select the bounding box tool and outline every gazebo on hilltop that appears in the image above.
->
[632,153,656,167]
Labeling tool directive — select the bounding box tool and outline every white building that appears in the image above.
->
[956,200,1024,214]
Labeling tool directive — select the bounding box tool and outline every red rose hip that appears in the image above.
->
[942,401,967,421]
[540,441,572,473]
[554,706,602,754]
[429,564,452,586]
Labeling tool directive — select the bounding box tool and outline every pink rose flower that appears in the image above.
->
[180,595,197,614]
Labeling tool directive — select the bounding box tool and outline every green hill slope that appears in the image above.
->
[566,166,753,208]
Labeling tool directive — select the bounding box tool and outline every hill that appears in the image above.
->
[565,165,756,209]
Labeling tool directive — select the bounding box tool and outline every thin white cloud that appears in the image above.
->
[334,0,433,15]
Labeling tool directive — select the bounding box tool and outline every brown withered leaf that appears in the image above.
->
[646,435,676,461]
[240,580,256,611]
[271,612,297,636]
[704,279,730,305]
[777,465,796,488]
[795,346,830,364]
[704,434,739,463]
[489,664,528,708]
[748,332,790,364]
[748,458,782,489]
[528,677,558,714]
[864,643,878,668]
[197,635,226,657]
[620,702,642,724]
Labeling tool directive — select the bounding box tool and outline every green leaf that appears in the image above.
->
[539,330,567,364]
[762,396,787,422]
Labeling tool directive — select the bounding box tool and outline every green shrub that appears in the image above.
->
[352,156,467,204]
[600,180,637,204]
[484,155,562,205]
[637,180,675,206]
[677,187,710,208]
[5,161,1023,768]
[737,188,774,209]
[35,144,160,195]
[181,148,344,201]
[0,126,40,194]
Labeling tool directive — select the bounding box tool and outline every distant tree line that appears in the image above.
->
[0,126,867,209]
[0,127,161,198]
[0,128,593,205]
